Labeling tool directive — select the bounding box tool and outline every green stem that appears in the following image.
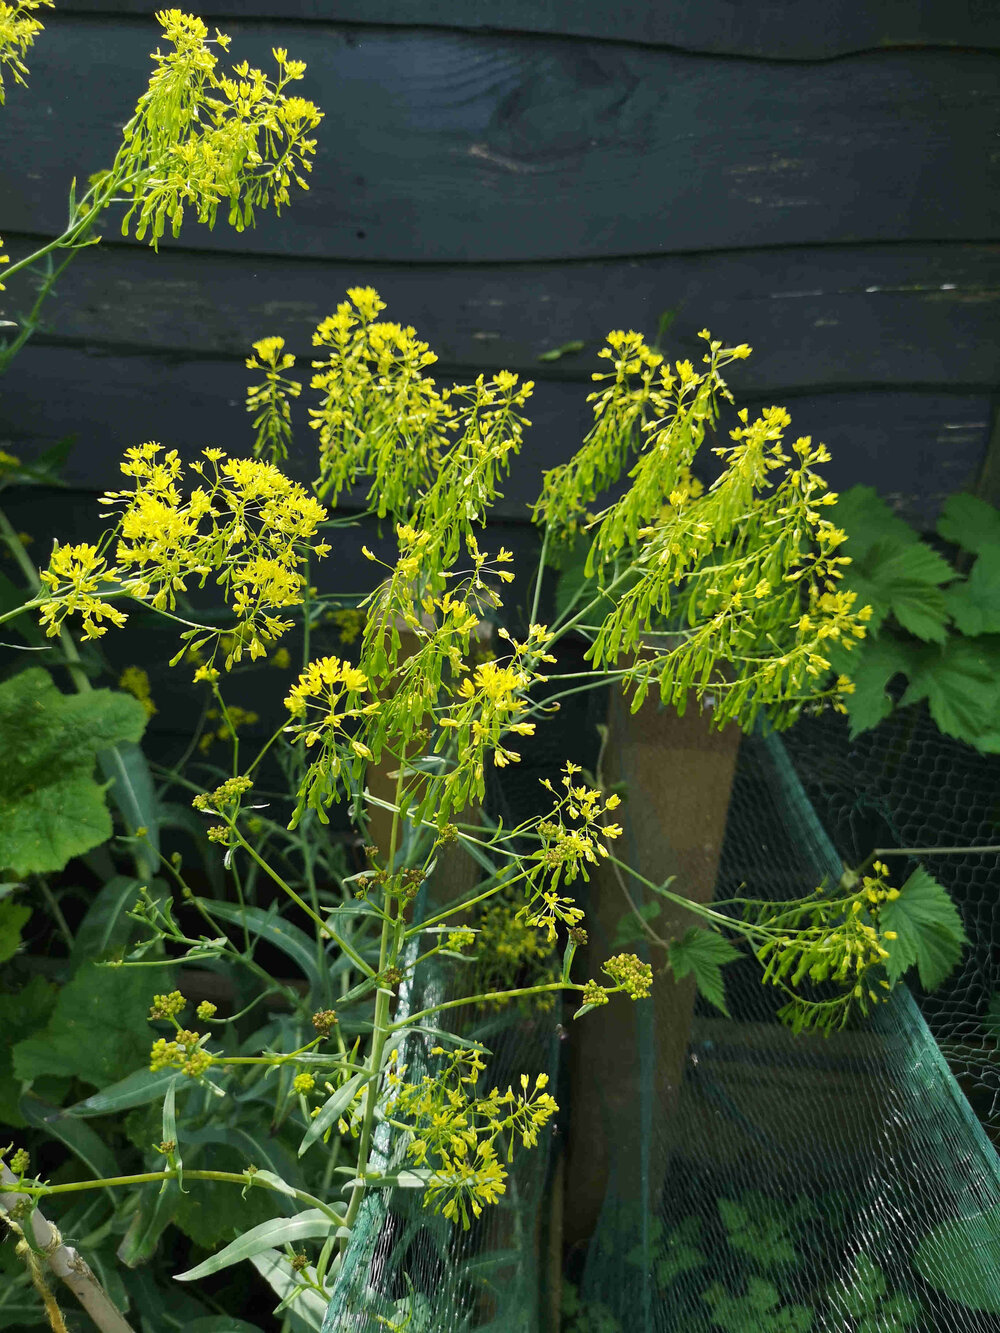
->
[10,1169,343,1224]
[390,981,584,1032]
[229,825,375,977]
[341,745,408,1239]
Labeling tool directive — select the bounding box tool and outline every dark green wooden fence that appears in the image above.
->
[2,3,998,523]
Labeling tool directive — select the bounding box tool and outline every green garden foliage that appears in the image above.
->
[833,486,1000,752]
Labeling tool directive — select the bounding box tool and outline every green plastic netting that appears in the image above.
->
[323,709,1000,1332]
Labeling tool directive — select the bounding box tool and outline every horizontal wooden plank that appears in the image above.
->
[4,236,998,392]
[49,1,1000,59]
[1,345,988,528]
[5,18,998,262]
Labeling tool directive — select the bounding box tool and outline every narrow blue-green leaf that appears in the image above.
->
[162,1077,183,1192]
[64,1068,179,1118]
[196,900,322,991]
[99,740,159,873]
[18,1093,117,1183]
[299,1071,367,1157]
[175,1209,344,1282]
[249,1251,328,1330]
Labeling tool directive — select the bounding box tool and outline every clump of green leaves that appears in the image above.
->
[831,485,1000,752]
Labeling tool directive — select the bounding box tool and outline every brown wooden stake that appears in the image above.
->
[562,691,741,1249]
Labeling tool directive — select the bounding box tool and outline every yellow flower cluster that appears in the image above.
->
[751,862,901,1035]
[38,542,127,641]
[90,443,329,671]
[309,287,448,512]
[391,1047,558,1229]
[192,773,252,815]
[150,1029,212,1078]
[422,623,555,822]
[283,655,376,826]
[603,952,653,1000]
[533,329,749,548]
[530,764,623,897]
[467,901,559,1011]
[112,12,322,248]
[198,703,259,753]
[0,0,51,105]
[245,335,302,463]
[583,392,871,731]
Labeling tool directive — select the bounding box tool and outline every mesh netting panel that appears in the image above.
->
[574,724,1000,1333]
[327,714,1000,1332]
[322,957,557,1332]
[781,707,1000,1130]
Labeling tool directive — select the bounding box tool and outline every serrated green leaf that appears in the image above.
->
[847,540,954,642]
[612,900,661,948]
[937,492,1000,556]
[668,927,741,1016]
[880,867,967,990]
[838,633,915,737]
[898,637,1000,749]
[944,549,1000,636]
[12,961,162,1089]
[0,668,147,875]
[834,486,920,562]
[175,1208,342,1282]
[0,897,30,962]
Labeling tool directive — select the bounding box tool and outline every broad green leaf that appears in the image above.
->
[914,1209,1000,1313]
[195,900,322,992]
[0,897,30,962]
[898,637,1000,750]
[12,961,161,1089]
[175,1208,343,1282]
[18,1092,118,1182]
[668,928,741,1016]
[937,492,1000,556]
[173,1144,278,1250]
[0,668,147,875]
[880,868,967,990]
[0,976,58,1127]
[299,1071,368,1157]
[944,549,1000,636]
[65,1067,179,1118]
[837,633,914,736]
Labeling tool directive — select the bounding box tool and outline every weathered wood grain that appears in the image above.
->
[5,18,998,262]
[4,237,998,393]
[49,0,1000,59]
[1,345,988,528]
